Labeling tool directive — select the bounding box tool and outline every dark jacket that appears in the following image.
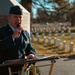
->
[0,24,36,64]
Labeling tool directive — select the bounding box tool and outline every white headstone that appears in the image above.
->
[62,40,66,50]
[71,33,75,39]
[54,37,57,45]
[43,36,46,43]
[31,34,34,41]
[48,37,51,45]
[69,42,73,52]
[37,35,40,42]
[61,34,65,39]
[57,39,60,47]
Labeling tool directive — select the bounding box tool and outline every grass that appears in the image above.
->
[31,28,75,58]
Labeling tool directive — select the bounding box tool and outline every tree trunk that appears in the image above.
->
[70,12,75,27]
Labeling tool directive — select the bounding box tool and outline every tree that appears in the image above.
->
[69,1,75,26]
[20,0,32,12]
[32,0,75,26]
[20,0,75,26]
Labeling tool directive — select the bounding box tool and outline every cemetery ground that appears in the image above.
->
[30,24,75,75]
[31,27,75,58]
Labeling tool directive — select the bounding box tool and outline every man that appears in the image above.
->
[0,5,36,75]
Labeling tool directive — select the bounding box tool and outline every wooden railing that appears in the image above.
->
[0,55,59,75]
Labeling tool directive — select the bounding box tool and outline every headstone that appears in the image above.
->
[57,39,60,48]
[48,33,51,37]
[67,27,71,35]
[62,40,66,50]
[55,30,58,34]
[43,36,46,43]
[69,42,73,52]
[36,33,39,37]
[54,37,57,45]
[31,34,34,41]
[48,37,51,45]
[36,35,40,42]
[61,34,65,39]
[61,30,64,34]
[49,30,52,34]
[55,33,58,37]
[71,33,75,39]
[42,33,45,38]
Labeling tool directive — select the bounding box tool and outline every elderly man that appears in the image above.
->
[0,5,36,75]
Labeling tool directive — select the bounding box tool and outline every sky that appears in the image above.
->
[69,0,74,2]
[16,0,21,2]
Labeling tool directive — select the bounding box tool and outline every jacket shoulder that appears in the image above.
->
[0,26,7,33]
[24,30,29,35]
[24,30,30,38]
[0,26,6,39]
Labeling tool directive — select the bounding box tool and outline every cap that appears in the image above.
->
[9,6,22,15]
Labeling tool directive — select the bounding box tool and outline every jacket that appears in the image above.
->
[0,24,36,64]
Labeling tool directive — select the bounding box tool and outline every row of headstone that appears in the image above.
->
[31,34,74,52]
[32,31,75,41]
[32,23,71,34]
[32,25,75,40]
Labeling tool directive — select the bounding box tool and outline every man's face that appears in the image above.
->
[8,14,22,28]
